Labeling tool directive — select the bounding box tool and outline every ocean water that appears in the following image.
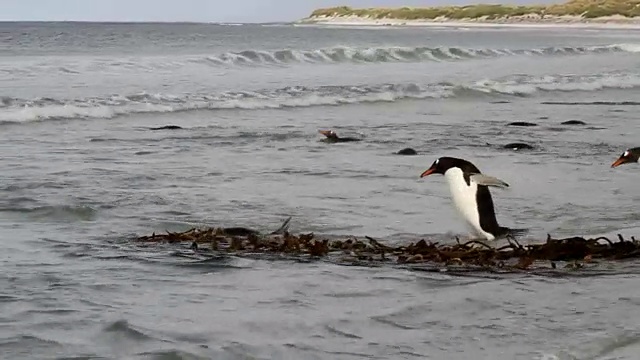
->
[2,21,640,359]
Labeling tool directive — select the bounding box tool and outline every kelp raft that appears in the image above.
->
[135,218,640,274]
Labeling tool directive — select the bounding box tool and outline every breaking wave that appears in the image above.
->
[0,43,638,75]
[190,43,638,66]
[1,72,639,123]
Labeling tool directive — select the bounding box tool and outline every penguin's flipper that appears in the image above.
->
[270,216,292,235]
[470,174,510,189]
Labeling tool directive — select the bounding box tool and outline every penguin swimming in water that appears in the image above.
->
[420,156,525,241]
[318,130,362,143]
[149,125,183,130]
[611,147,640,168]
[502,142,535,151]
[396,148,418,155]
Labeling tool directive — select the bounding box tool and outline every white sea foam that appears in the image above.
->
[1,43,638,77]
[1,72,639,123]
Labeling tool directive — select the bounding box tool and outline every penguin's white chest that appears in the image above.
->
[443,168,494,240]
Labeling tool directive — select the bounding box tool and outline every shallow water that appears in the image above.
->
[2,22,640,359]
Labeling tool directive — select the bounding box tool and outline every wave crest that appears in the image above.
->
[1,43,637,76]
[1,73,639,123]
[95,43,640,67]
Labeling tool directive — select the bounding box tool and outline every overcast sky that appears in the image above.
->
[3,0,554,23]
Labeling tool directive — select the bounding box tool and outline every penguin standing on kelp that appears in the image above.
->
[420,156,526,241]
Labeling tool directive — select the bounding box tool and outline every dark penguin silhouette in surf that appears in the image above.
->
[502,143,535,151]
[420,157,526,241]
[508,121,537,127]
[149,125,183,130]
[318,130,361,143]
[611,147,640,168]
[396,148,418,155]
[190,217,292,251]
[223,216,292,237]
[561,120,586,125]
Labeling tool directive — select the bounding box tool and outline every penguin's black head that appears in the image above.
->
[420,157,478,178]
[612,147,640,168]
[319,130,338,139]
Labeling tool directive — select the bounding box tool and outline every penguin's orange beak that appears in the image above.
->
[611,156,628,168]
[420,167,436,178]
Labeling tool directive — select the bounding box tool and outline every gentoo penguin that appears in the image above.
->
[397,147,418,155]
[507,121,537,127]
[561,120,586,125]
[149,125,183,130]
[318,130,361,143]
[502,142,534,151]
[611,147,640,168]
[420,156,524,241]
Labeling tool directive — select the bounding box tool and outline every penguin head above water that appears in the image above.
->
[318,129,362,143]
[611,147,640,168]
[318,130,339,139]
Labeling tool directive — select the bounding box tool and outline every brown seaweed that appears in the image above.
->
[135,224,640,272]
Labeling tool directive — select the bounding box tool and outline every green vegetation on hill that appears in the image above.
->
[309,0,640,20]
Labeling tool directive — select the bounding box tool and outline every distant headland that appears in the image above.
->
[298,0,640,29]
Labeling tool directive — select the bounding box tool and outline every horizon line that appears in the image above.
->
[0,20,293,25]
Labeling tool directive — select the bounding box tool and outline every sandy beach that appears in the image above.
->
[297,14,640,30]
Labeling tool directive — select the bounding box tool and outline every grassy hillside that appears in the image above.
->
[309,0,640,20]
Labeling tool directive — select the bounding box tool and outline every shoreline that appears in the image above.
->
[297,15,640,30]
